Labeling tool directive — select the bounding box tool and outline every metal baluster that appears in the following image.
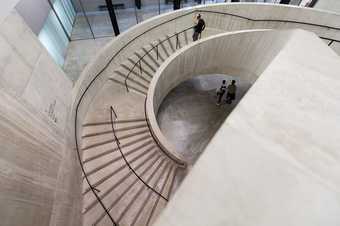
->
[139,61,142,78]
[156,45,159,60]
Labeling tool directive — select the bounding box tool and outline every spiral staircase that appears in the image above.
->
[73,3,340,226]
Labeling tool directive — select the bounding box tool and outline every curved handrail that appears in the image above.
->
[197,9,340,33]
[308,0,319,7]
[74,5,340,225]
[124,26,195,92]
[110,106,168,201]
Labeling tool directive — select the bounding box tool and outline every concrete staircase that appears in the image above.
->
[72,4,340,226]
[79,29,192,226]
[109,32,192,96]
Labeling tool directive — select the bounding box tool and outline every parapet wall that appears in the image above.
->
[146,29,294,160]
[154,28,340,226]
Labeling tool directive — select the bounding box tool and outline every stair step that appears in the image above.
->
[82,120,147,139]
[157,38,170,58]
[83,143,156,196]
[150,43,165,62]
[130,161,171,226]
[147,165,178,226]
[91,153,162,225]
[141,46,161,67]
[83,151,160,226]
[83,147,158,214]
[83,135,152,164]
[83,141,155,181]
[83,118,146,127]
[121,63,152,84]
[134,52,157,73]
[115,157,167,224]
[108,78,147,96]
[82,123,148,138]
[115,69,149,91]
[81,129,149,151]
[165,35,176,53]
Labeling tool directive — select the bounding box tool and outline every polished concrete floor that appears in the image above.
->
[157,74,250,165]
[63,37,113,83]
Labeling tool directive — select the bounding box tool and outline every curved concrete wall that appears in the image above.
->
[146,29,294,164]
[154,28,340,226]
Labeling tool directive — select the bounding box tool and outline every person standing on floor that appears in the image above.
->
[216,80,227,106]
[226,80,237,104]
[193,14,206,41]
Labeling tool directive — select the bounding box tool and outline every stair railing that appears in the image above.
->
[110,106,169,201]
[124,26,194,92]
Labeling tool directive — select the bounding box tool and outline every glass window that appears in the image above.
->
[38,10,69,66]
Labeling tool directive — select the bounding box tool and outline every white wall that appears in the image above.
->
[15,0,51,35]
[0,0,21,23]
[0,8,82,226]
[314,0,340,13]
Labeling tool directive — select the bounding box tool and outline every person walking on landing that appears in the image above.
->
[216,80,227,106]
[226,80,237,104]
[193,14,205,41]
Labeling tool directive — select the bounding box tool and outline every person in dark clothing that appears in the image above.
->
[216,80,227,106]
[193,14,205,41]
[226,80,237,104]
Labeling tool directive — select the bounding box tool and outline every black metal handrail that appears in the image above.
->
[197,9,340,34]
[74,6,340,226]
[124,26,194,92]
[110,106,168,201]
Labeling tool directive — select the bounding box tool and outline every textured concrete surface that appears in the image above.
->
[315,0,340,13]
[154,29,340,226]
[0,9,82,226]
[157,74,248,165]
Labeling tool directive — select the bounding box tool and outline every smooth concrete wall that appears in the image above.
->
[0,9,82,226]
[154,28,340,226]
[314,0,340,14]
[15,0,52,35]
[146,29,293,168]
[0,0,21,24]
